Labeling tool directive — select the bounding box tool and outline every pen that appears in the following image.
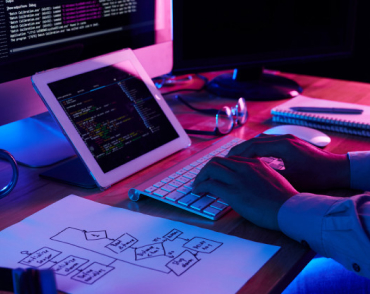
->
[290,106,363,114]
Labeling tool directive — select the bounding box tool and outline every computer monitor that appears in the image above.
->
[0,0,172,167]
[172,0,357,100]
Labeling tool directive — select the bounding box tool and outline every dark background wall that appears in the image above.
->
[276,0,370,83]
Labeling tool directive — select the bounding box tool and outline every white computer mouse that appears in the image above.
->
[263,125,331,147]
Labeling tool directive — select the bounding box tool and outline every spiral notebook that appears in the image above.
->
[271,95,370,137]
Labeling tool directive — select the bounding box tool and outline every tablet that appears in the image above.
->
[32,49,191,190]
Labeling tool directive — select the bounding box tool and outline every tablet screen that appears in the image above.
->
[47,61,179,173]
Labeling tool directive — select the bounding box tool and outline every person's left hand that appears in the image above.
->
[192,156,298,231]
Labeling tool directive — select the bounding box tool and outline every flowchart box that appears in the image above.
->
[19,247,62,268]
[105,233,138,254]
[163,229,183,241]
[72,262,114,284]
[84,230,107,241]
[135,243,165,260]
[52,255,89,276]
[183,237,223,253]
[166,250,199,276]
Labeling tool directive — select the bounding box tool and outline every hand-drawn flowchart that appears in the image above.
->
[18,228,223,285]
[0,196,281,294]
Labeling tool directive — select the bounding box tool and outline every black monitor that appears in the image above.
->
[172,0,357,100]
[0,0,172,167]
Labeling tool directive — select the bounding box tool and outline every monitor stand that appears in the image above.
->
[0,77,77,168]
[0,111,76,167]
[39,156,97,189]
[206,67,303,100]
[0,109,97,188]
[0,111,97,187]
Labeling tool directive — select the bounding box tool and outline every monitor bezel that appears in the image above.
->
[172,1,357,75]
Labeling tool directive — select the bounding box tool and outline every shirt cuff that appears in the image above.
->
[348,151,370,191]
[278,193,339,255]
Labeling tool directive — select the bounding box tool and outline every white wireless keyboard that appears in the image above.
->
[128,136,284,220]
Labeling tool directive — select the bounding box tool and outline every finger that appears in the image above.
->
[192,178,230,197]
[211,155,255,165]
[228,155,259,163]
[204,156,258,173]
[254,133,273,138]
[227,135,279,157]
[194,156,261,188]
[193,158,235,187]
[228,134,297,159]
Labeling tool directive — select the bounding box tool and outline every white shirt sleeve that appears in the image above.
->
[278,151,370,279]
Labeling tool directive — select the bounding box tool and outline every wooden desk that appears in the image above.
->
[1,71,370,293]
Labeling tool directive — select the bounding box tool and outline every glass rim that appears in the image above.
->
[215,106,234,135]
[0,149,19,199]
[236,97,248,125]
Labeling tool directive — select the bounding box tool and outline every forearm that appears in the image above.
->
[348,151,370,191]
[278,193,370,279]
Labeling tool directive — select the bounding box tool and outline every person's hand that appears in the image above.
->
[228,134,350,191]
[192,156,298,231]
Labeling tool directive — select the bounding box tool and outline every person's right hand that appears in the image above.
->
[228,134,350,191]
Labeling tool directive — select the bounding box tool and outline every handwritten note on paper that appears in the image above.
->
[0,195,280,294]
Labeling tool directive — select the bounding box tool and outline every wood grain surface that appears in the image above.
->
[1,70,370,294]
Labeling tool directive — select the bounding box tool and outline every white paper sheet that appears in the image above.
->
[0,195,280,294]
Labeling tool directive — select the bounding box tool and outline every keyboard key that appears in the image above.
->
[162,184,176,192]
[153,181,165,188]
[276,158,285,170]
[189,168,200,175]
[177,186,191,194]
[207,194,217,199]
[176,169,187,175]
[184,181,194,189]
[211,201,228,210]
[276,163,285,170]
[222,142,233,149]
[169,180,183,188]
[203,154,213,160]
[183,165,193,171]
[183,172,196,179]
[191,196,215,211]
[145,186,157,193]
[269,159,285,170]
[261,157,274,164]
[203,206,223,217]
[153,189,168,197]
[178,194,200,206]
[166,191,185,202]
[197,157,207,163]
[161,177,172,184]
[176,176,190,184]
[217,198,229,205]
[190,161,200,167]
[169,173,180,179]
[196,163,206,170]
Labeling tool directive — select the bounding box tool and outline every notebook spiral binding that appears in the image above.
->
[271,109,370,137]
